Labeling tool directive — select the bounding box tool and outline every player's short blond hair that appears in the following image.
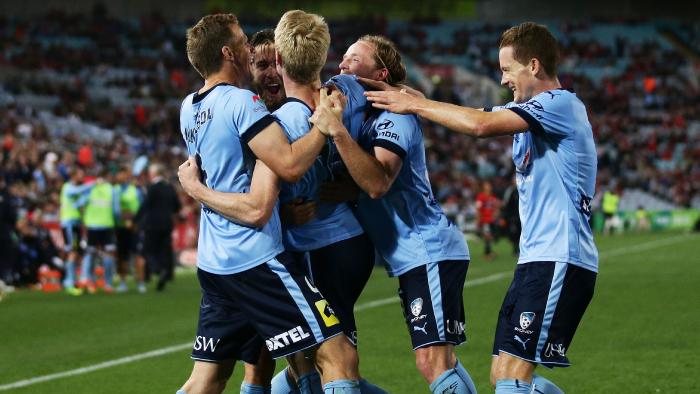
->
[274,10,330,84]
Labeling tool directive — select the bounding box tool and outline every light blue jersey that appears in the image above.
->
[274,98,363,252]
[180,83,284,275]
[356,109,470,277]
[490,89,598,272]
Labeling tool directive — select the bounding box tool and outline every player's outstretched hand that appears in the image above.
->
[364,89,420,114]
[357,77,425,99]
[178,156,203,199]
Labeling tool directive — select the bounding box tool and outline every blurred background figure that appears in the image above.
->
[137,163,180,291]
[500,176,520,257]
[59,167,91,295]
[0,177,18,291]
[475,180,500,260]
[114,166,143,292]
[79,168,119,293]
[602,185,622,235]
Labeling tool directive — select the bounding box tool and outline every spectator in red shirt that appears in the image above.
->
[476,180,500,260]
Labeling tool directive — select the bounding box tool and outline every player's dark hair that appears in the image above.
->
[499,22,560,77]
[250,28,275,48]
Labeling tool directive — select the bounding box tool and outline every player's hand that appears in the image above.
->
[280,198,317,226]
[178,156,203,199]
[321,86,346,119]
[357,78,426,99]
[364,89,420,114]
[310,87,347,138]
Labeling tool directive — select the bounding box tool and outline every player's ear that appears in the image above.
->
[530,58,542,77]
[275,50,283,68]
[221,46,234,63]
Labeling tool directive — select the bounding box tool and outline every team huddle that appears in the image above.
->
[175,10,598,394]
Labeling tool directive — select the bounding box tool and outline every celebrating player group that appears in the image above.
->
[176,10,598,394]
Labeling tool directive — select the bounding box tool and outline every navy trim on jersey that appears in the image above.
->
[508,107,545,134]
[241,115,276,144]
[373,139,406,160]
[483,107,493,112]
[283,97,313,113]
[192,83,232,104]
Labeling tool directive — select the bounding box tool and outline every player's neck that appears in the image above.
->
[283,75,322,110]
[531,77,562,97]
[200,69,238,94]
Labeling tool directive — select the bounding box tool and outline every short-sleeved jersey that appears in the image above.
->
[489,89,598,272]
[180,83,283,275]
[356,109,470,277]
[274,98,363,252]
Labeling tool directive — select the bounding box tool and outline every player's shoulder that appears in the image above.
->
[273,98,313,121]
[530,89,581,111]
[377,111,420,137]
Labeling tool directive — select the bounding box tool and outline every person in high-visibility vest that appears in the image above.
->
[59,168,92,295]
[114,168,144,293]
[602,187,621,235]
[80,169,120,293]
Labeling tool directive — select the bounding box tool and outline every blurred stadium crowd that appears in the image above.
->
[1,7,699,289]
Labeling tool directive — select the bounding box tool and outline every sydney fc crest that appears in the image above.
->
[410,298,423,317]
[520,312,536,330]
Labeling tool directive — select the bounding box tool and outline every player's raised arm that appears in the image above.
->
[245,120,327,183]
[364,90,529,138]
[178,157,279,228]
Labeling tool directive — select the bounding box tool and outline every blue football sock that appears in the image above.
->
[429,368,473,394]
[532,375,563,394]
[175,390,187,394]
[298,371,323,394]
[271,367,300,394]
[81,252,93,282]
[241,382,271,394]
[63,260,75,288]
[495,379,531,394]
[454,360,478,394]
[102,255,114,288]
[359,378,389,394]
[323,379,360,394]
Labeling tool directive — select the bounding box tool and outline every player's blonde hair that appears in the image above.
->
[358,35,406,86]
[274,10,330,84]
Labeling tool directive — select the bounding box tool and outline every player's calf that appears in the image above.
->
[315,335,360,391]
[179,360,234,394]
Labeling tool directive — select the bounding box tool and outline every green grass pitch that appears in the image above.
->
[1,232,698,393]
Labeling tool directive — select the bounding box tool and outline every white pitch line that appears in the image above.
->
[1,233,694,391]
[0,343,192,391]
[354,271,513,312]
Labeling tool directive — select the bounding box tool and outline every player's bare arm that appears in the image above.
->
[178,156,279,228]
[246,118,326,184]
[365,90,529,138]
[312,90,401,199]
